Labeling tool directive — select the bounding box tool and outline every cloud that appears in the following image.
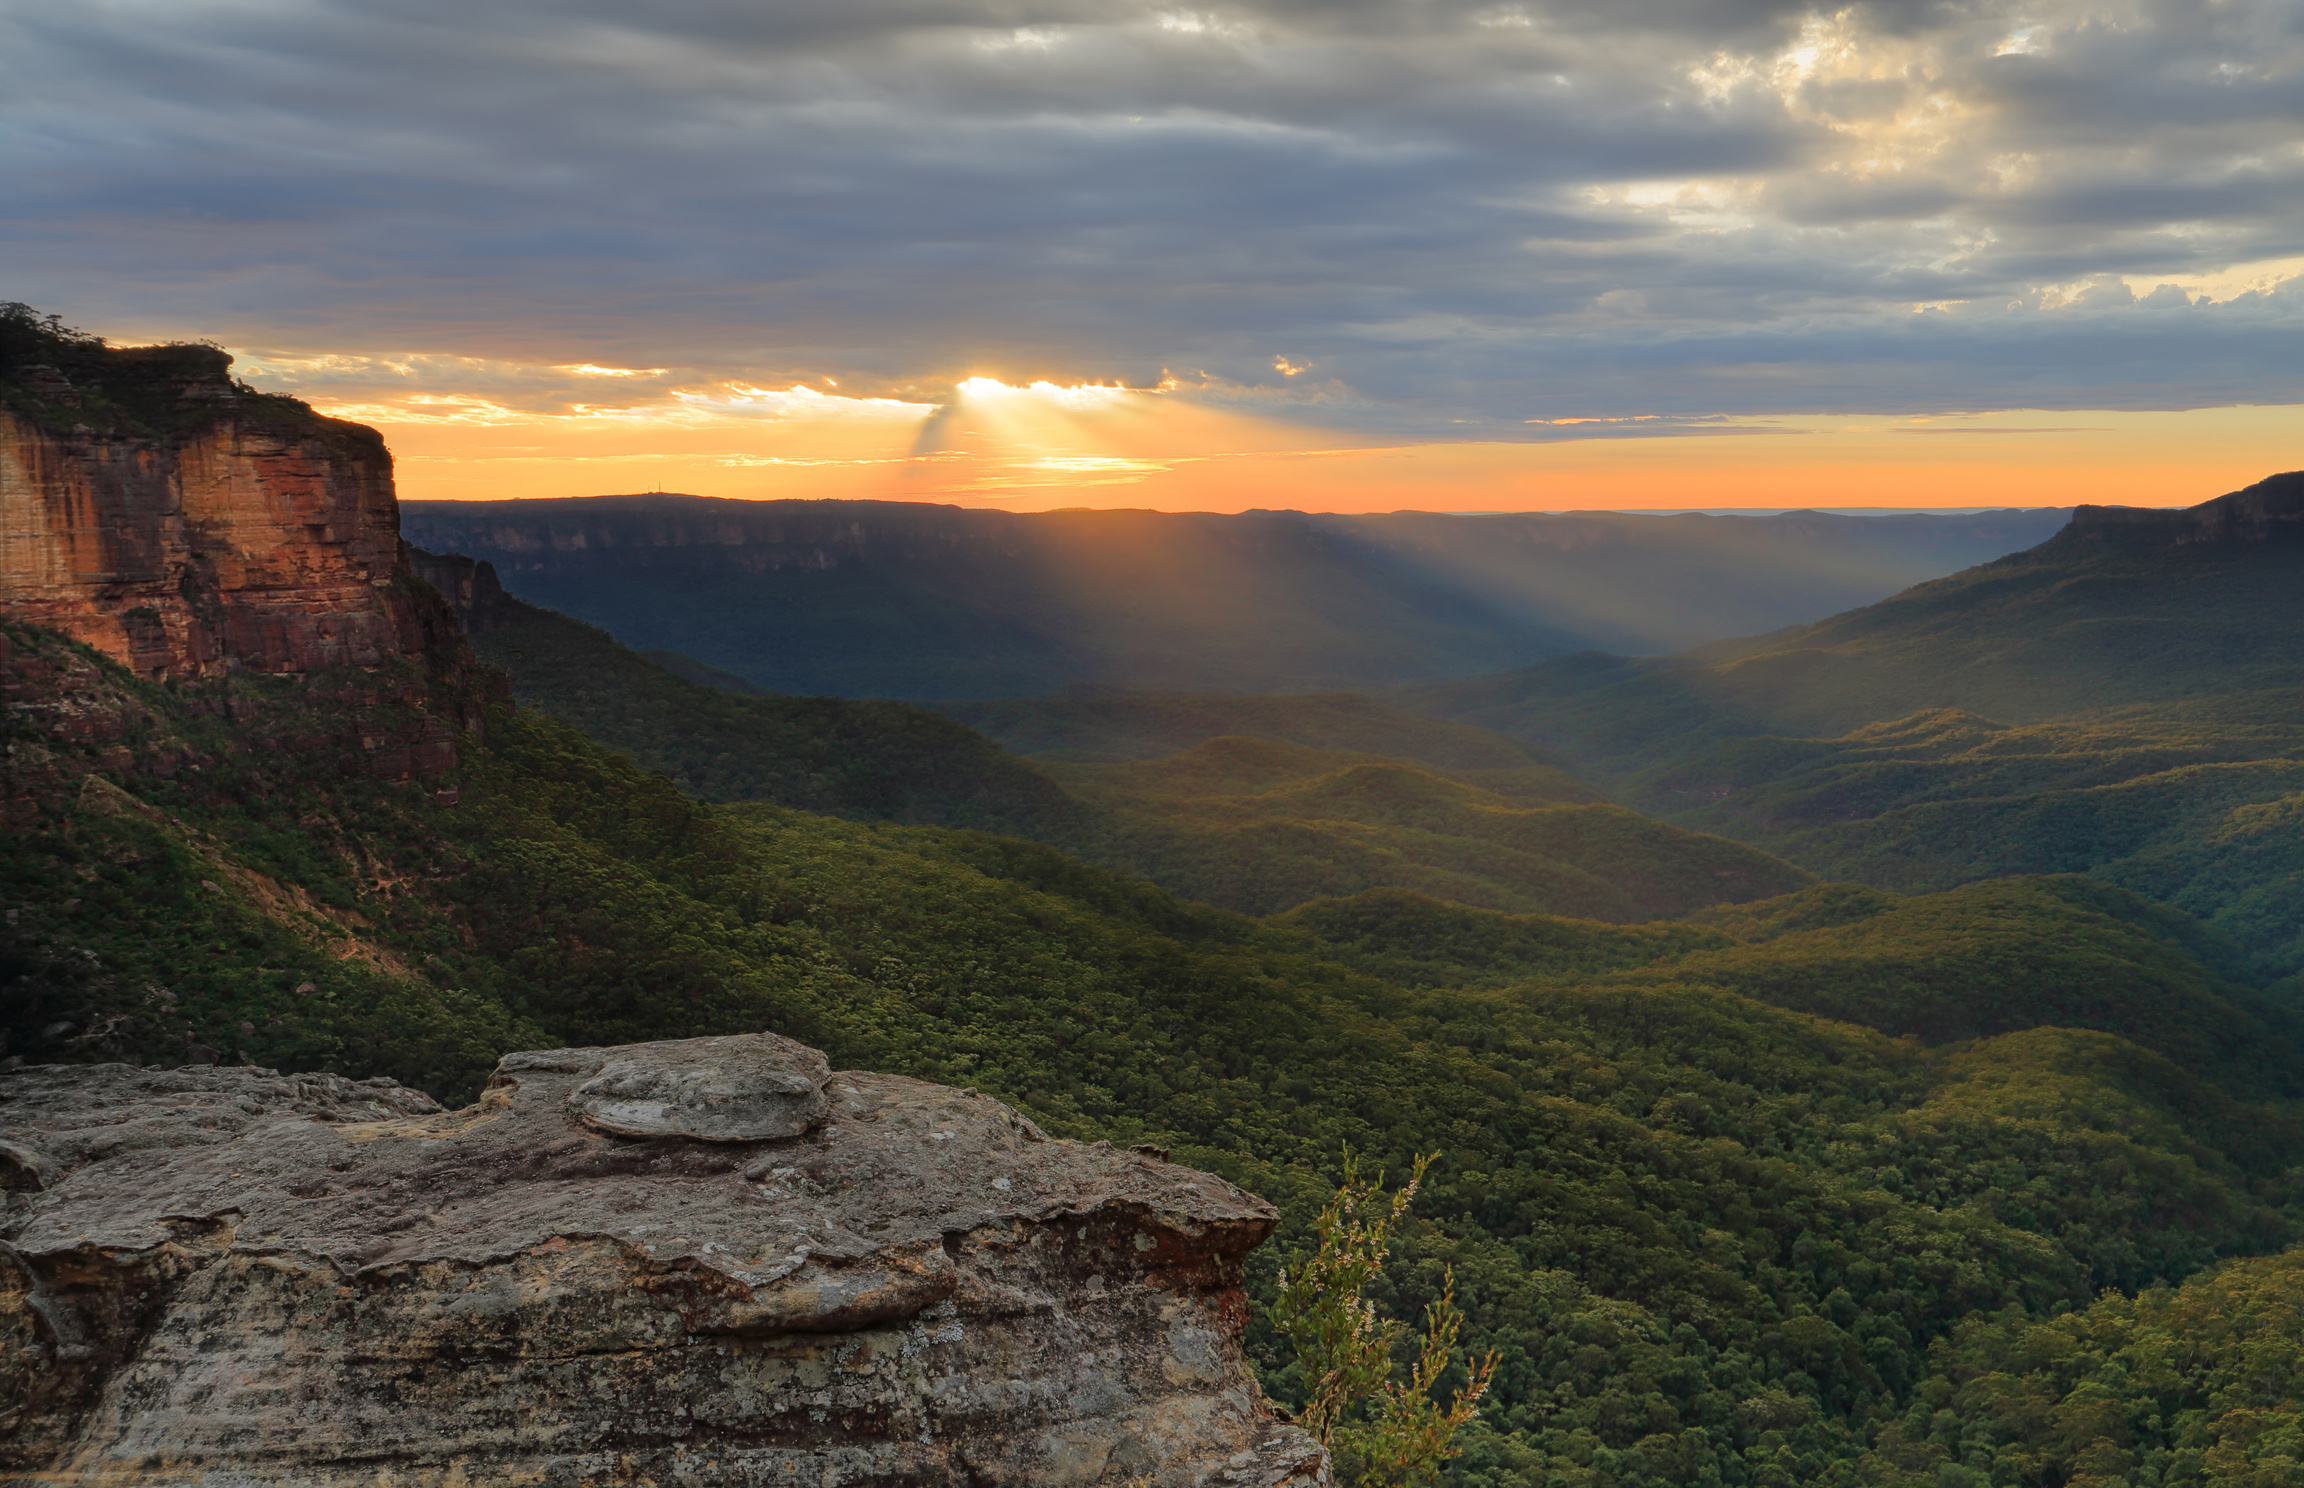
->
[236,350,935,427]
[4,0,2303,430]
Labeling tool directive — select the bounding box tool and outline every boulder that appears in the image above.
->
[0,1035,1328,1487]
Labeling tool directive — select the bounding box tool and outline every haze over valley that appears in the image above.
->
[403,497,2072,698]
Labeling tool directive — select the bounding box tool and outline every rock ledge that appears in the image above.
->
[0,1035,1327,1487]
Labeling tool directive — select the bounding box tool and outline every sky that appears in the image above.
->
[6,0,2302,511]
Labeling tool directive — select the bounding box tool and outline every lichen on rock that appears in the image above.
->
[0,1036,1329,1486]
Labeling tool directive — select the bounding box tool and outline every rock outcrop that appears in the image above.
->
[406,544,512,633]
[0,1033,1329,1487]
[0,605,481,824]
[0,342,429,681]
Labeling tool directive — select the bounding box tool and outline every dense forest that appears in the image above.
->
[1402,475,2304,981]
[5,607,2300,1488]
[469,598,1808,921]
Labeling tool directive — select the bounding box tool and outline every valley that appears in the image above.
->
[4,311,2301,1488]
[400,496,2071,699]
[8,612,2302,1488]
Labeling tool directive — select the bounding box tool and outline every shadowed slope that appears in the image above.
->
[464,595,1084,836]
[453,597,1808,922]
[1403,474,2304,970]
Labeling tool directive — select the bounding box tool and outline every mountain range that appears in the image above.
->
[400,495,2071,698]
[1402,472,2304,976]
[449,588,1806,921]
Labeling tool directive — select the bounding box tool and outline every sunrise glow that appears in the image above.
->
[31,0,2290,516]
[293,355,2304,511]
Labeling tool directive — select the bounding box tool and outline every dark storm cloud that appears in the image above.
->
[4,0,2301,424]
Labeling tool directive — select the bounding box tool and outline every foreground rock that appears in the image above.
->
[0,1034,1328,1487]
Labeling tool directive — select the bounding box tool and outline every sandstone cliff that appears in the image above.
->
[0,1032,1329,1487]
[406,544,512,633]
[0,330,428,681]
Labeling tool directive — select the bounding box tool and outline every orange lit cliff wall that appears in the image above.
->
[0,345,427,680]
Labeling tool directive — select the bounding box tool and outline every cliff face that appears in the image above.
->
[2068,470,2304,546]
[0,1033,1328,1487]
[0,344,426,681]
[406,544,512,633]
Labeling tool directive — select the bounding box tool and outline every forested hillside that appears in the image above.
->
[1041,739,1806,918]
[1405,473,2304,978]
[1406,474,2304,747]
[464,594,1083,836]
[939,691,1550,768]
[3,615,2299,1488]
[466,598,1806,922]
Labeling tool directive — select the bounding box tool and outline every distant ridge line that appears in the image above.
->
[2069,470,2304,546]
[399,496,2076,697]
[408,492,2073,521]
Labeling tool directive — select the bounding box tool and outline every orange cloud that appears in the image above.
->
[364,386,2303,512]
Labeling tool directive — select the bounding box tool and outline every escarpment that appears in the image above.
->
[0,1032,1330,1487]
[0,336,431,682]
[406,544,513,633]
[1,319,503,787]
[2067,469,2304,547]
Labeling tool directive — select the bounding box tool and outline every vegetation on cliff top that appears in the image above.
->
[0,302,327,440]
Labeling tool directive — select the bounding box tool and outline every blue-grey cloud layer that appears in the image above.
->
[5,0,2302,427]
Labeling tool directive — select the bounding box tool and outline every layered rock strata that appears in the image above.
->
[0,1033,1328,1487]
[0,345,428,680]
